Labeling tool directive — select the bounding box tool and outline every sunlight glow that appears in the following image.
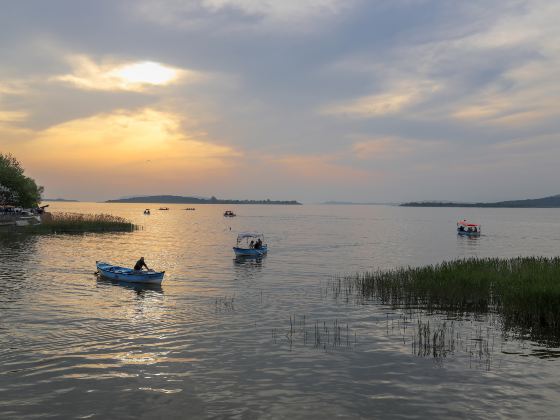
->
[55,55,189,91]
[1,108,242,199]
[111,61,178,86]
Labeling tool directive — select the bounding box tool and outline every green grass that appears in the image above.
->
[28,212,139,233]
[345,257,560,344]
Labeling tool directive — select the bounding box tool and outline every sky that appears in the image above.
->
[1,0,559,203]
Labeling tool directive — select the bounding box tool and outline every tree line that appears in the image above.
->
[0,153,43,208]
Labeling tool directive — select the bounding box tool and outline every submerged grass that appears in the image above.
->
[28,212,139,233]
[345,257,560,345]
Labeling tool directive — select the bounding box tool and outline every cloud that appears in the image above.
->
[321,1,560,129]
[0,110,27,124]
[269,153,371,180]
[2,0,560,202]
[31,108,238,167]
[54,55,202,92]
[352,136,443,160]
[1,108,242,199]
[0,80,29,95]
[450,58,560,126]
[133,0,355,32]
[320,81,441,118]
[0,80,30,126]
[202,0,347,21]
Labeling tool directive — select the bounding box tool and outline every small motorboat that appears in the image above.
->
[224,210,236,217]
[15,211,41,226]
[159,207,169,211]
[233,232,267,257]
[184,208,195,211]
[96,261,165,284]
[144,209,151,215]
[457,220,481,236]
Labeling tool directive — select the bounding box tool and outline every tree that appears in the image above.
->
[0,153,43,207]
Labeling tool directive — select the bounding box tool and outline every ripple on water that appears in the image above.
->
[2,204,560,418]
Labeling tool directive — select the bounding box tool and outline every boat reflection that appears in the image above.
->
[456,233,482,251]
[233,255,264,267]
[457,233,482,240]
[95,275,164,296]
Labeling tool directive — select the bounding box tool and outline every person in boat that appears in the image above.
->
[249,240,254,249]
[134,257,149,271]
[458,225,465,232]
[254,238,262,249]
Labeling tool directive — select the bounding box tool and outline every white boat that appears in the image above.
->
[457,219,481,236]
[15,212,41,226]
[233,232,268,257]
[96,261,165,284]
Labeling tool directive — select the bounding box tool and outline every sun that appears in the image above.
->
[112,61,178,86]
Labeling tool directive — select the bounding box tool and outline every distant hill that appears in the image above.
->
[322,201,395,205]
[106,195,301,205]
[400,194,560,208]
[42,198,79,202]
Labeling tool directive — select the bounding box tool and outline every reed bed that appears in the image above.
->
[345,257,560,345]
[30,212,139,233]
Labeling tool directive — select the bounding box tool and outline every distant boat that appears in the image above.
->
[96,261,165,284]
[233,232,267,257]
[144,209,151,215]
[184,208,195,211]
[15,211,41,226]
[224,210,236,217]
[457,220,481,236]
[159,207,169,211]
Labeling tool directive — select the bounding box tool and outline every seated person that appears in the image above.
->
[134,257,149,271]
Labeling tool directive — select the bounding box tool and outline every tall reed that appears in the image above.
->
[347,257,560,345]
[29,212,138,233]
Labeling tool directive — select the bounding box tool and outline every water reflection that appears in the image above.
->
[95,275,164,297]
[2,204,560,418]
[271,314,356,353]
[0,234,39,304]
[233,255,264,266]
[94,275,166,325]
[456,233,482,254]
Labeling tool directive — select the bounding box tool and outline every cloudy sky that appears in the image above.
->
[1,0,559,202]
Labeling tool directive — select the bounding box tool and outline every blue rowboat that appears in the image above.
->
[233,245,268,257]
[96,261,165,284]
[233,232,268,257]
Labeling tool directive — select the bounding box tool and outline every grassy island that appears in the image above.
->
[344,257,560,344]
[28,212,139,233]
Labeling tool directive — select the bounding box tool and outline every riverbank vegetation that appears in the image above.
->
[342,257,560,345]
[0,153,43,208]
[28,212,138,233]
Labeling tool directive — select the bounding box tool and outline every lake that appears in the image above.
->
[1,203,560,418]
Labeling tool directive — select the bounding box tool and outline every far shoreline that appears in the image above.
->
[105,195,301,205]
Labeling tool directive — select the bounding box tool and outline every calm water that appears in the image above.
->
[1,203,560,419]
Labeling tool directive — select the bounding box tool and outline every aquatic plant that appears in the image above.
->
[28,212,139,233]
[344,257,560,345]
[272,315,356,351]
[215,295,235,312]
